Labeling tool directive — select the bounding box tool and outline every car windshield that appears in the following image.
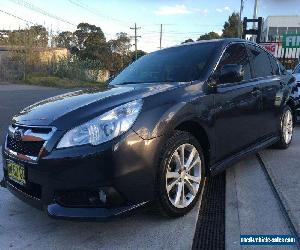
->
[110,42,217,85]
[293,64,300,74]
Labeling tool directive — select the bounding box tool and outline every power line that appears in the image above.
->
[67,0,130,28]
[130,23,141,60]
[0,9,36,25]
[142,32,209,36]
[141,30,224,35]
[9,0,76,27]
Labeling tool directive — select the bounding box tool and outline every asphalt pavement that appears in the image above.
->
[0,83,201,249]
[0,82,299,249]
[0,82,69,141]
[0,148,201,250]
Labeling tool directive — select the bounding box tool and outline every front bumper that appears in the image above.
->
[1,129,164,220]
[5,180,148,220]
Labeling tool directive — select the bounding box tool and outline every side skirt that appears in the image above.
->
[209,136,279,176]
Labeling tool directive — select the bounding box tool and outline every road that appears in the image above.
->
[0,83,68,141]
[0,82,299,249]
[0,83,201,250]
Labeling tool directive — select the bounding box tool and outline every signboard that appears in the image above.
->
[282,34,300,48]
[260,42,277,54]
[260,42,300,59]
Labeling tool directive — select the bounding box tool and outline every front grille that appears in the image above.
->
[6,135,44,156]
[55,190,106,208]
[11,124,52,134]
[55,188,126,208]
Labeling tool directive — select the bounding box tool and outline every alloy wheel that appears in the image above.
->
[282,109,293,144]
[165,143,202,209]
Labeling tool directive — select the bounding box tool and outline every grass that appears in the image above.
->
[23,73,107,89]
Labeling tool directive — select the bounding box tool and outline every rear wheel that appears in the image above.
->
[273,106,293,149]
[157,131,205,217]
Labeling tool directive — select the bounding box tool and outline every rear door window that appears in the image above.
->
[247,45,273,78]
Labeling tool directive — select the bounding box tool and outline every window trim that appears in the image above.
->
[210,41,252,86]
[210,40,281,87]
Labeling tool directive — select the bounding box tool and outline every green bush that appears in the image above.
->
[25,75,106,88]
[53,56,103,82]
[27,72,49,77]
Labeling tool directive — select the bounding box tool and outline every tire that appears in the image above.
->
[273,106,294,149]
[156,131,206,217]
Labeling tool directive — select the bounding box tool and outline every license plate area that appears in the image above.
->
[7,160,27,186]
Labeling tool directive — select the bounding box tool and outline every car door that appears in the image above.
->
[246,44,282,136]
[213,43,263,161]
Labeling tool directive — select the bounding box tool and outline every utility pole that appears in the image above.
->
[50,24,53,47]
[159,24,163,49]
[130,23,141,61]
[253,0,259,21]
[239,0,244,38]
[252,0,259,40]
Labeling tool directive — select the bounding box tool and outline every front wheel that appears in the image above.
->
[273,106,294,149]
[157,131,206,217]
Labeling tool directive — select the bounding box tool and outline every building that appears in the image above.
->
[260,16,300,69]
[262,16,300,42]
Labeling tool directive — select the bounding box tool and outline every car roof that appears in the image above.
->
[160,38,256,51]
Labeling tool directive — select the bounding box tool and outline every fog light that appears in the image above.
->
[99,189,107,203]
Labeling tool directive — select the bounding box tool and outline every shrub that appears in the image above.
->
[53,56,104,82]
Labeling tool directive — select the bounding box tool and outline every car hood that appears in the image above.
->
[13,82,185,130]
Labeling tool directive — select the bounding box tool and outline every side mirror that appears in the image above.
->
[219,64,244,84]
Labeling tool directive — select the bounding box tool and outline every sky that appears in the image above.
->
[1,0,299,52]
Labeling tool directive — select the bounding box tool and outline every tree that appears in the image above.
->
[6,25,48,48]
[197,32,220,41]
[73,23,108,61]
[131,50,146,62]
[108,32,131,70]
[222,12,240,38]
[0,30,10,45]
[29,25,48,47]
[109,32,131,55]
[182,38,194,44]
[4,25,49,79]
[54,31,74,49]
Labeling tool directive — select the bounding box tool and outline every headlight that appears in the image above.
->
[57,99,143,148]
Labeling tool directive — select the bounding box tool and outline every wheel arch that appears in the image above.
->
[174,120,211,171]
[286,98,297,122]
